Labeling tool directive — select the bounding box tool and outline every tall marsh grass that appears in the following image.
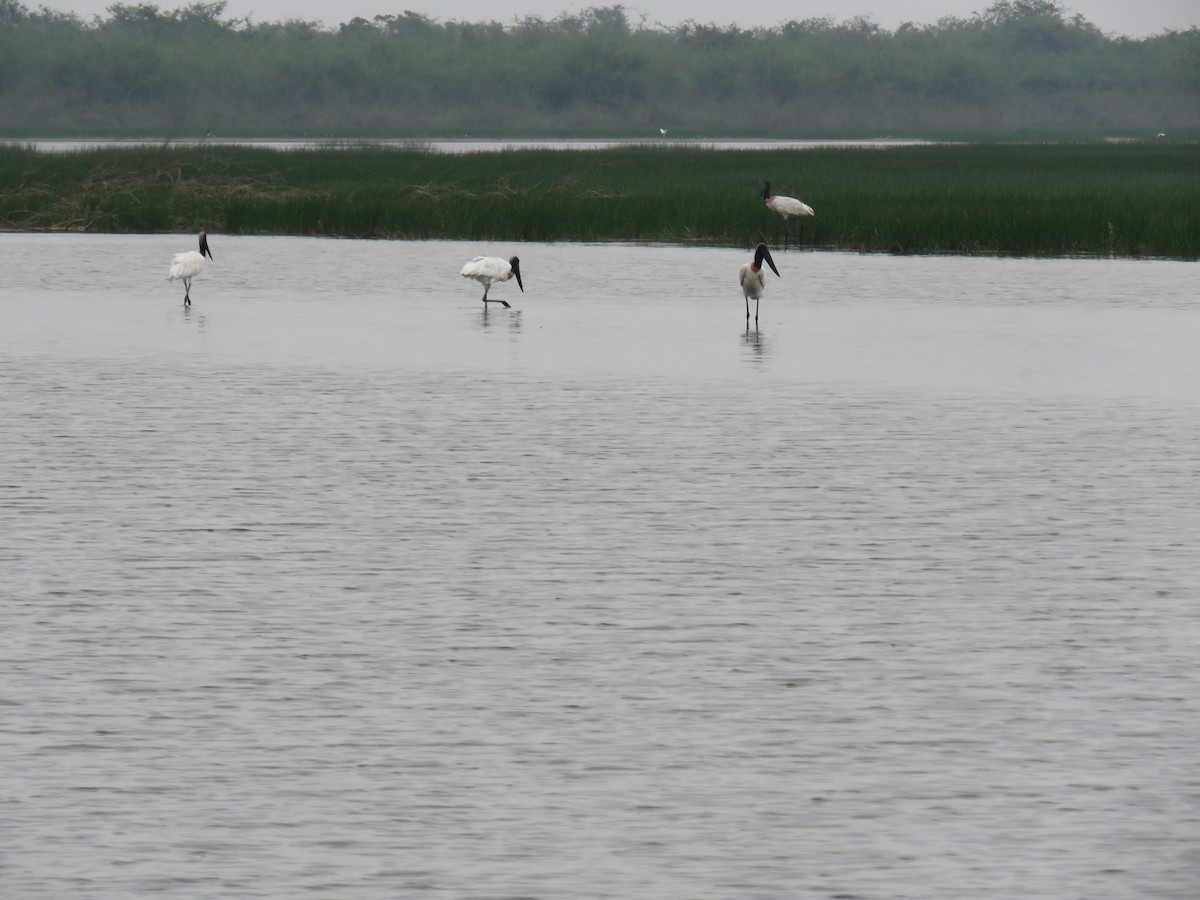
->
[1,142,1196,259]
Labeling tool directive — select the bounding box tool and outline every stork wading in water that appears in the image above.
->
[760,181,815,246]
[739,243,781,329]
[168,231,213,307]
[460,255,523,308]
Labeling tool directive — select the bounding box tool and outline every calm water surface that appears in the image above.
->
[2,235,1199,898]
[7,138,934,154]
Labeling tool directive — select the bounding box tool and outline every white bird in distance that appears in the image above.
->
[460,255,524,308]
[168,231,213,307]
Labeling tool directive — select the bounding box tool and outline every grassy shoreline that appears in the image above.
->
[2,143,1197,259]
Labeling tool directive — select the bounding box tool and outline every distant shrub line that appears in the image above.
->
[0,1,1197,138]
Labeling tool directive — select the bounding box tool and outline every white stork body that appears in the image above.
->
[761,181,814,246]
[739,243,781,327]
[460,255,523,308]
[168,231,213,306]
[761,182,814,219]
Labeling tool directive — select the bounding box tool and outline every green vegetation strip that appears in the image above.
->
[2,143,1197,259]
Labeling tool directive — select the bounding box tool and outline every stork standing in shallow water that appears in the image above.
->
[739,243,781,328]
[761,181,814,245]
[168,231,213,307]
[460,256,523,308]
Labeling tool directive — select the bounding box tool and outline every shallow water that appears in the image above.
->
[3,235,1199,898]
[6,137,934,154]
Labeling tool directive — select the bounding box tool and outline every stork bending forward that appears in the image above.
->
[460,256,523,308]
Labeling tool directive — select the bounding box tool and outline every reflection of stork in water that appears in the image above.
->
[168,231,213,307]
[741,326,767,362]
[460,256,524,308]
[760,181,814,246]
[739,243,780,329]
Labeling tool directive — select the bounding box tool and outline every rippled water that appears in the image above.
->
[3,235,1199,898]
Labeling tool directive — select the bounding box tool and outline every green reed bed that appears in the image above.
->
[1,142,1197,259]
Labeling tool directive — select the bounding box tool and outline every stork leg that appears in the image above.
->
[746,297,751,325]
[481,285,511,309]
[755,298,760,329]
[183,276,192,307]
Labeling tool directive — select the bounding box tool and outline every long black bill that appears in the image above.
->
[755,243,780,277]
[200,232,213,260]
[510,256,524,292]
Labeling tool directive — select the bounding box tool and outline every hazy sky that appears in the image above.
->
[43,0,1199,37]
